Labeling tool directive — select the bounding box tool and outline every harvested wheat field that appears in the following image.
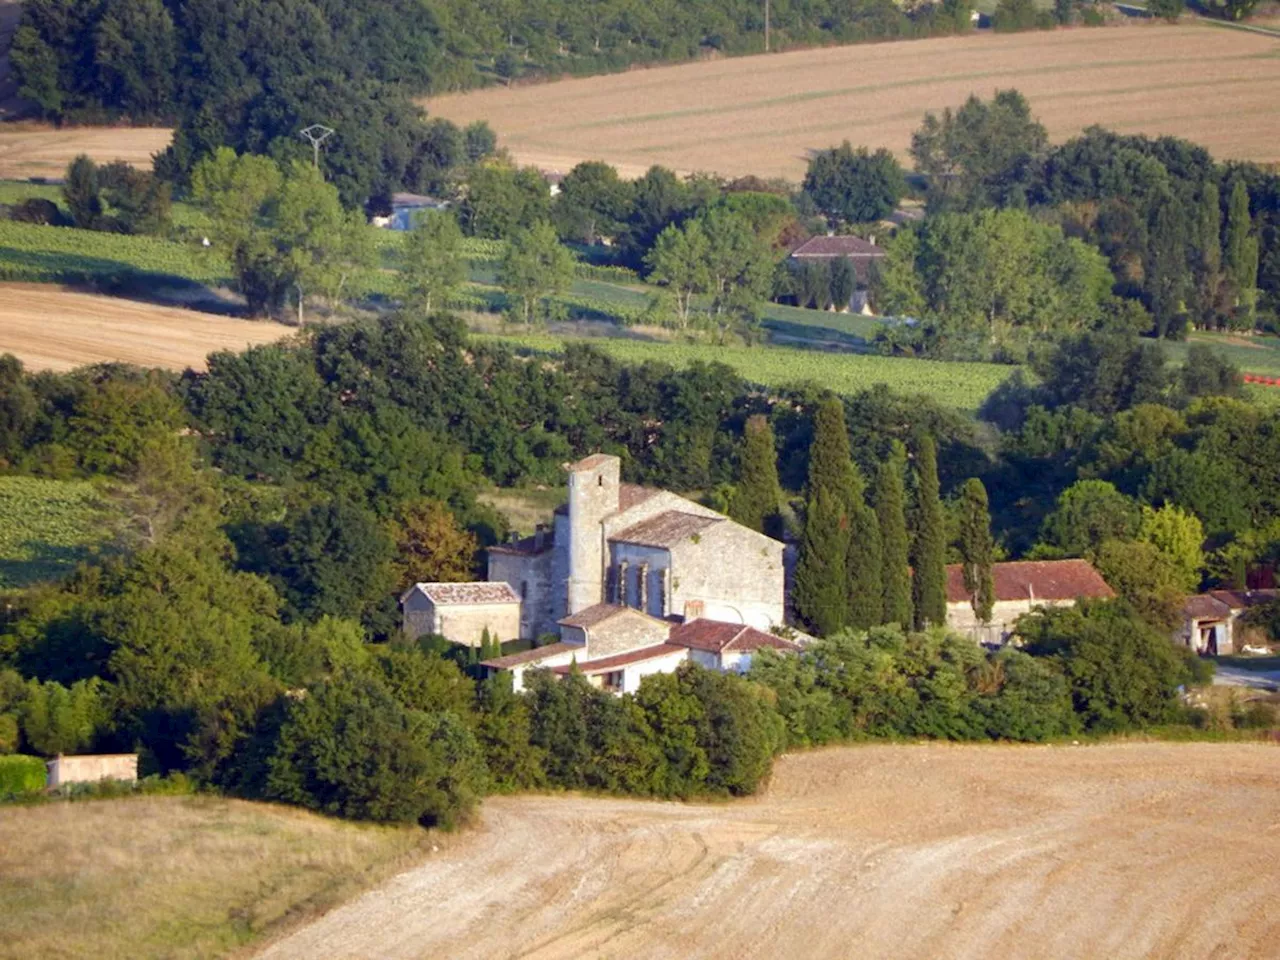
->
[259,742,1280,960]
[429,24,1280,181]
[0,284,291,371]
[0,125,171,179]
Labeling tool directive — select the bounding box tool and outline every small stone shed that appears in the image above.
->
[46,754,138,789]
[401,581,522,647]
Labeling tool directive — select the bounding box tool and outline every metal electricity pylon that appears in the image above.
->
[299,124,336,169]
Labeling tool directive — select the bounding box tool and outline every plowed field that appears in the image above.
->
[428,24,1280,180]
[0,284,291,371]
[257,741,1280,960]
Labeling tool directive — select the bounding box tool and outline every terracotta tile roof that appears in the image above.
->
[944,560,1114,605]
[487,532,553,557]
[413,582,520,605]
[670,619,800,654]
[567,453,618,472]
[790,235,885,259]
[551,644,687,674]
[612,511,721,548]
[559,603,629,629]
[1184,594,1232,621]
[1207,589,1279,611]
[481,641,580,669]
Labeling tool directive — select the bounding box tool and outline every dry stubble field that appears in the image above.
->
[0,125,171,179]
[429,24,1280,180]
[0,284,292,371]
[258,742,1280,960]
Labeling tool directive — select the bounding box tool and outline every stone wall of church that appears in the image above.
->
[668,523,785,630]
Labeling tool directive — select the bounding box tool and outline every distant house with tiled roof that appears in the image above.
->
[789,234,886,314]
[944,559,1115,646]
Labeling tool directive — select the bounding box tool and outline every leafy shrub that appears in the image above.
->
[1021,599,1196,731]
[8,197,63,225]
[0,754,47,797]
[264,671,487,827]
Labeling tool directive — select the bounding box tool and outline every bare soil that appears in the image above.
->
[257,741,1280,960]
[428,24,1280,181]
[0,284,292,371]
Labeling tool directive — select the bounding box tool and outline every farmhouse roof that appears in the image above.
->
[944,560,1114,605]
[390,192,448,208]
[481,641,580,669]
[669,619,800,654]
[790,235,885,259]
[410,582,520,606]
[612,511,722,549]
[1207,588,1279,611]
[1184,594,1232,621]
[551,644,687,674]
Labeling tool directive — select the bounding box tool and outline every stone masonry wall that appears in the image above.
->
[667,522,785,630]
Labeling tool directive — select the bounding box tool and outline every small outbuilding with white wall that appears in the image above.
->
[401,582,522,647]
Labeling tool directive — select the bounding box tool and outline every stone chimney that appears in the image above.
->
[565,454,621,614]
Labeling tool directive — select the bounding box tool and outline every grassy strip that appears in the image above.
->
[0,794,437,960]
[486,332,1010,411]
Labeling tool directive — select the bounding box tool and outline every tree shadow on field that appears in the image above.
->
[0,247,244,316]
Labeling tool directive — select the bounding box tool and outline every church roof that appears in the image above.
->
[558,603,630,629]
[567,453,617,471]
[612,511,722,548]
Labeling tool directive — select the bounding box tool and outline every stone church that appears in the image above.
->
[487,453,786,639]
[402,453,795,693]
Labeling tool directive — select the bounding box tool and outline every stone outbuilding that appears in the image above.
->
[401,581,521,647]
[944,559,1115,646]
[1177,589,1278,656]
[46,754,138,789]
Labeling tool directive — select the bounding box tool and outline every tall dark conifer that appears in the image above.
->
[847,498,883,629]
[729,414,781,533]
[911,435,947,628]
[875,441,912,629]
[806,397,856,500]
[1226,178,1258,325]
[958,478,996,624]
[792,487,849,636]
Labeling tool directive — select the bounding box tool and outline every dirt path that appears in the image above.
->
[257,742,1280,960]
[0,284,292,371]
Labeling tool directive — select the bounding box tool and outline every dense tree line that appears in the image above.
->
[877,92,1280,355]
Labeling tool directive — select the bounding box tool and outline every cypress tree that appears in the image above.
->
[874,441,912,629]
[847,498,883,629]
[805,396,881,627]
[1145,191,1188,339]
[793,487,849,637]
[911,435,947,628]
[806,397,856,502]
[1225,178,1259,326]
[1191,182,1223,328]
[729,414,781,533]
[958,478,996,624]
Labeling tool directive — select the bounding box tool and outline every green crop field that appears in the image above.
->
[0,221,229,287]
[486,333,1011,411]
[0,477,118,588]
